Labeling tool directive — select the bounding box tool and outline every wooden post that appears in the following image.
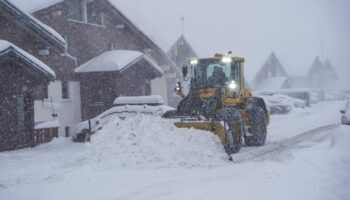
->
[86,119,92,142]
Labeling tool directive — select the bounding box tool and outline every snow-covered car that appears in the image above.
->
[340,101,350,125]
[73,95,175,141]
[326,91,350,101]
[258,93,307,115]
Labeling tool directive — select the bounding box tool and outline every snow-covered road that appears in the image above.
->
[0,101,349,200]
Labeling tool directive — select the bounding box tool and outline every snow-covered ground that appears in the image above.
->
[0,101,349,200]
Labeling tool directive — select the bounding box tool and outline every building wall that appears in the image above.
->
[34,80,81,137]
[33,0,180,106]
[0,8,81,138]
[0,60,48,151]
[79,62,155,120]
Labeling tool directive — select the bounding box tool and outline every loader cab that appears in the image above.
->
[185,56,244,98]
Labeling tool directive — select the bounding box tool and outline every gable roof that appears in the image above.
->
[307,56,339,81]
[323,59,339,79]
[1,0,66,50]
[11,0,181,76]
[0,40,56,80]
[307,56,323,77]
[167,35,198,68]
[252,52,289,89]
[74,50,163,76]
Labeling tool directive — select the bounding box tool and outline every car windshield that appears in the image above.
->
[193,58,240,89]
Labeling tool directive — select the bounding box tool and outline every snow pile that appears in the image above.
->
[84,115,227,168]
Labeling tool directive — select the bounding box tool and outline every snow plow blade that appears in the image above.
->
[174,121,227,145]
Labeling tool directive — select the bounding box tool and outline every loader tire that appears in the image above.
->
[215,108,243,154]
[245,105,267,146]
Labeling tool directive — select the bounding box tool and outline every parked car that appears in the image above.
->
[73,95,175,142]
[257,92,307,115]
[340,101,350,125]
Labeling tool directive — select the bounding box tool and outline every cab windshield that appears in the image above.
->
[193,58,240,89]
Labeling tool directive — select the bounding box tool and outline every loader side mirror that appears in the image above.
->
[340,110,345,114]
[182,65,188,77]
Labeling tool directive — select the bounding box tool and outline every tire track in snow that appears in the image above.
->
[231,123,340,163]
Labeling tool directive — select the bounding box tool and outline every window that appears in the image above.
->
[145,80,151,95]
[43,85,48,99]
[67,0,83,21]
[86,1,104,25]
[68,0,104,25]
[62,81,70,99]
[108,43,115,50]
[65,127,70,137]
[93,89,104,105]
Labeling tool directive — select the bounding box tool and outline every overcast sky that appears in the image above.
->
[117,0,350,83]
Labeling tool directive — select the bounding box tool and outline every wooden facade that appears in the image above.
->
[34,128,59,146]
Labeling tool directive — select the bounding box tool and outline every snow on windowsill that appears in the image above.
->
[67,19,106,28]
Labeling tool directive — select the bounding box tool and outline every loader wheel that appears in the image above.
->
[215,108,243,154]
[245,105,267,146]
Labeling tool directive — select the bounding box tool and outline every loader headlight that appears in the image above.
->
[175,82,182,92]
[190,59,198,65]
[228,80,237,90]
[222,57,232,63]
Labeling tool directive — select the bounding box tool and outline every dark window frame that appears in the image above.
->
[62,81,70,99]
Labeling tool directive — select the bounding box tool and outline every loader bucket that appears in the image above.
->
[174,121,227,145]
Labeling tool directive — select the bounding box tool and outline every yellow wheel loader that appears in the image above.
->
[163,53,270,158]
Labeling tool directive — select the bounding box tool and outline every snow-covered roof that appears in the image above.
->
[252,52,289,90]
[0,40,56,79]
[2,0,65,49]
[8,0,63,13]
[114,95,164,106]
[255,77,288,91]
[74,50,163,75]
[35,120,60,130]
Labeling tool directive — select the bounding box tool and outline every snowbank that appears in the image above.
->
[85,115,227,168]
[0,101,348,200]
